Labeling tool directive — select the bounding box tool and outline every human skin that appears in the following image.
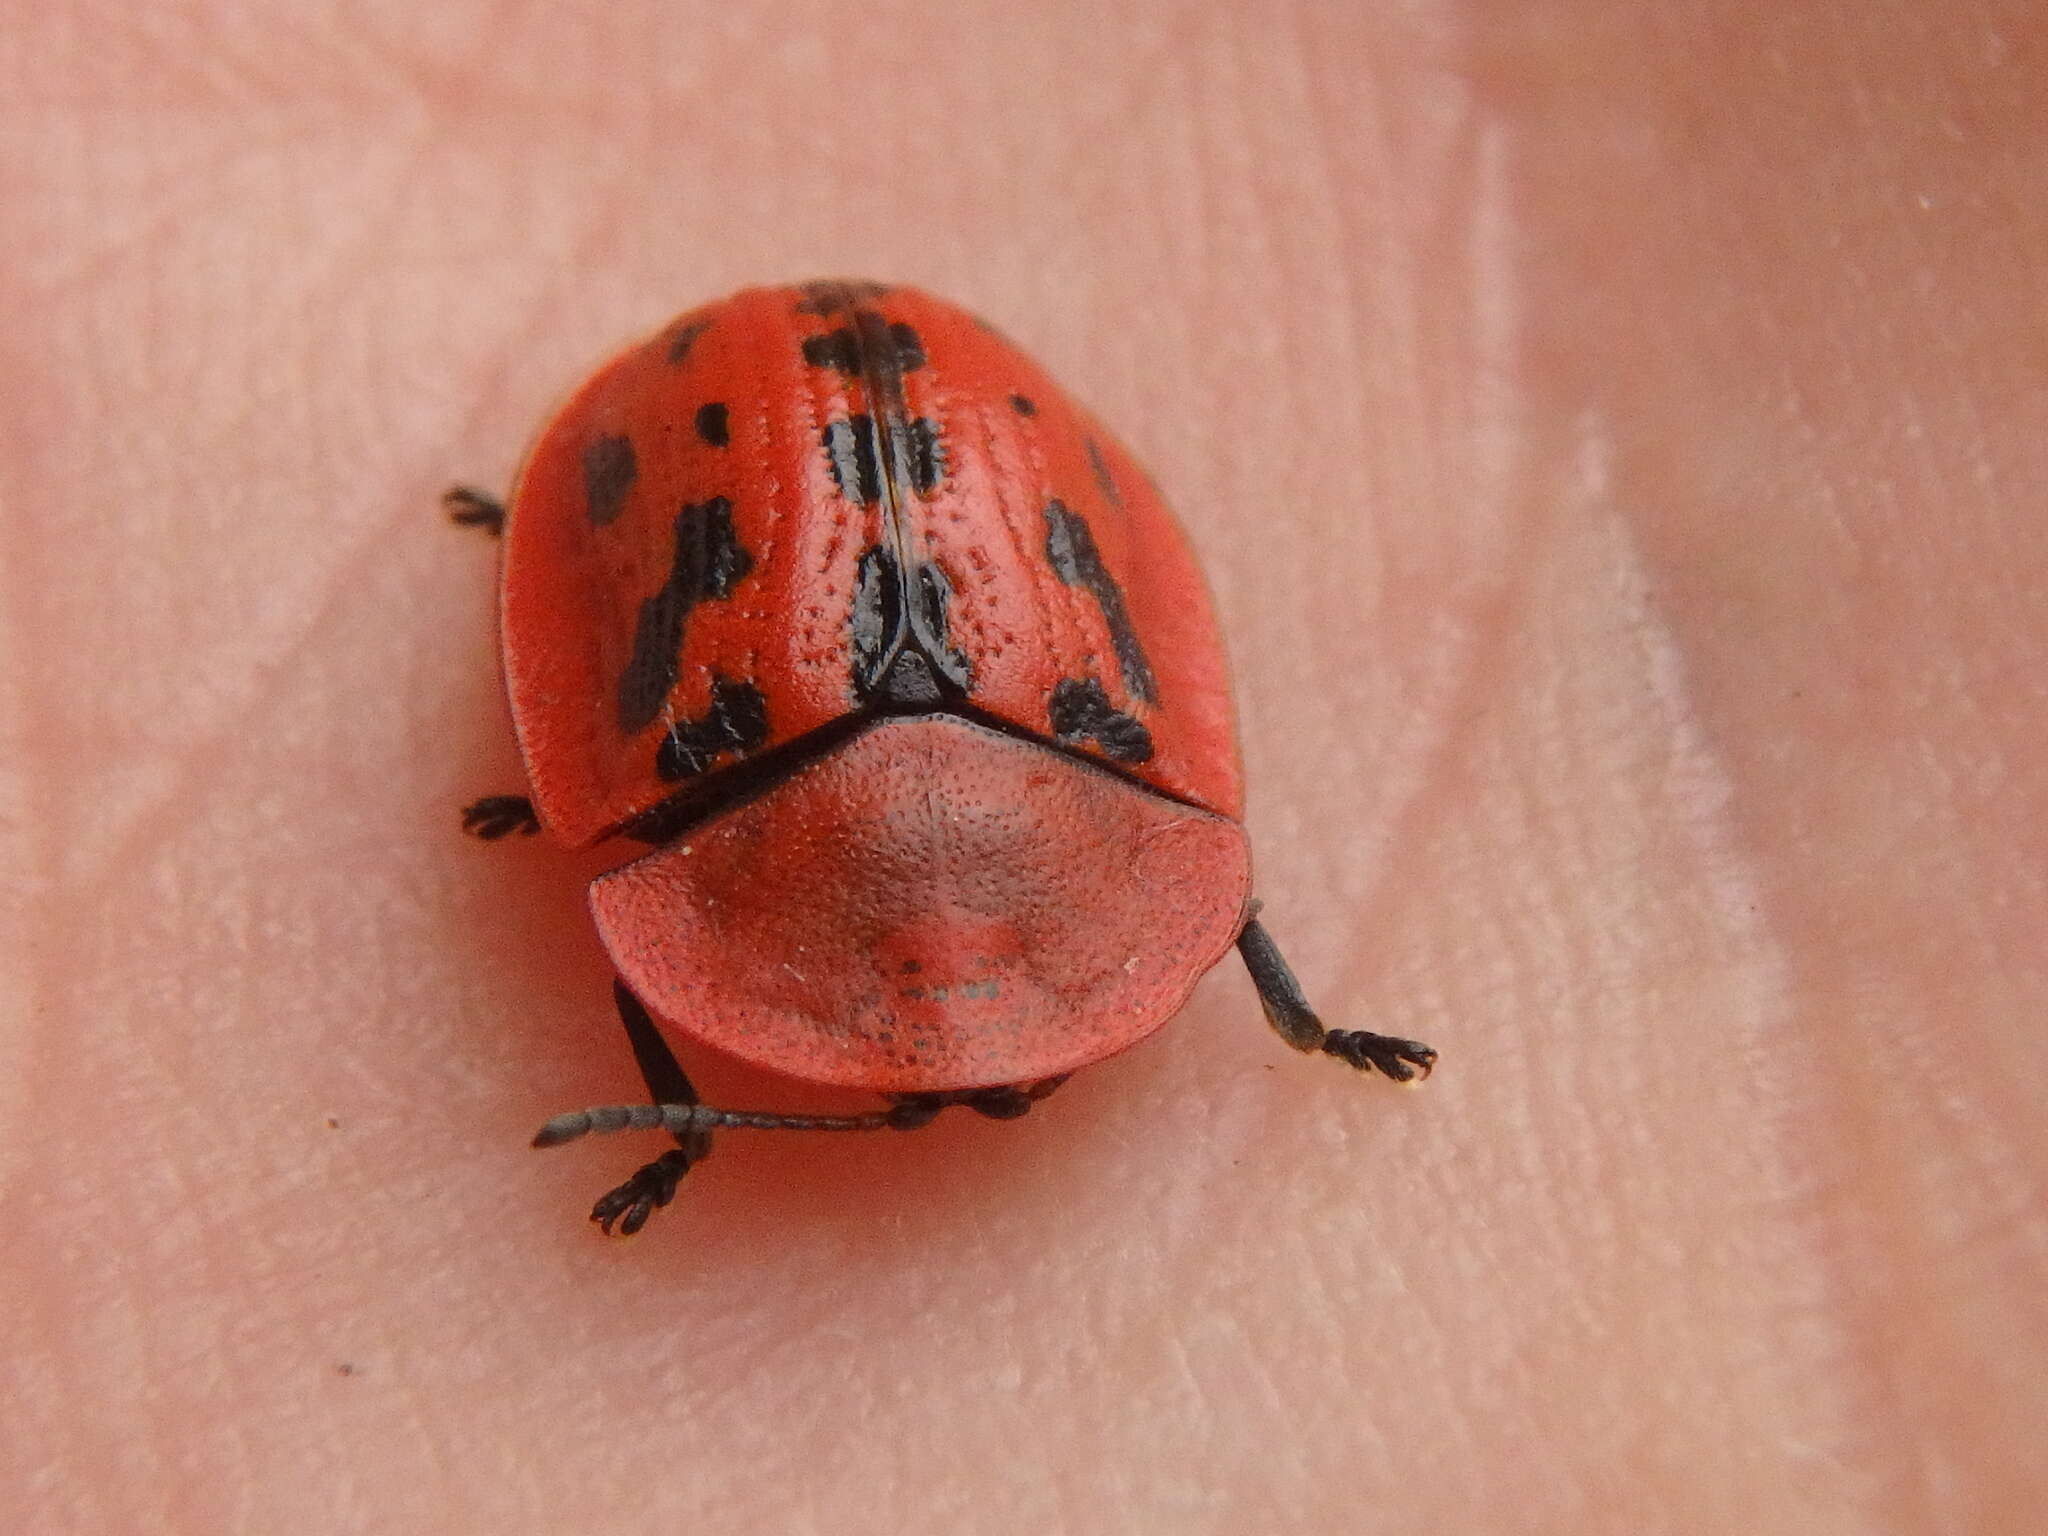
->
[3,4,2044,1532]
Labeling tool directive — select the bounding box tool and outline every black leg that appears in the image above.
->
[1237,916,1437,1083]
[889,1075,1072,1123]
[444,485,505,535]
[537,983,1073,1233]
[461,795,539,839]
[588,981,713,1236]
[613,978,700,1115]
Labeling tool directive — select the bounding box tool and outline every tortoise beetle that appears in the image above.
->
[451,281,1435,1234]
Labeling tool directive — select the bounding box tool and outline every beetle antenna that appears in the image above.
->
[532,1101,909,1147]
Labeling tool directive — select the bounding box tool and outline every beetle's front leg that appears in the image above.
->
[444,485,506,535]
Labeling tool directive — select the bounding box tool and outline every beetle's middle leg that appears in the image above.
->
[460,796,539,839]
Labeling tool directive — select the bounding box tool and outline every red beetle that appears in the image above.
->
[451,281,1434,1234]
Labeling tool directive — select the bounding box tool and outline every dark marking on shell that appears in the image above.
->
[802,328,863,375]
[849,544,972,704]
[912,558,971,690]
[617,497,753,734]
[666,318,712,365]
[905,416,946,495]
[1049,677,1154,763]
[582,435,636,528]
[850,545,900,694]
[695,402,729,447]
[656,678,769,780]
[812,307,944,501]
[1086,438,1124,508]
[1010,394,1036,416]
[1043,499,1158,704]
[803,321,925,378]
[877,651,943,705]
[793,280,892,316]
[824,416,883,504]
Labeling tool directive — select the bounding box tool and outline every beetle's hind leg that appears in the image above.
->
[887,1076,1072,1125]
[540,985,1074,1234]
[1237,915,1436,1082]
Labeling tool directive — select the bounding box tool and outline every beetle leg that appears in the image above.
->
[542,989,1076,1232]
[1236,916,1437,1083]
[575,983,717,1236]
[611,980,702,1119]
[460,795,539,839]
[571,982,918,1235]
[448,488,531,839]
[889,1074,1072,1122]
[589,1148,698,1237]
[444,485,506,535]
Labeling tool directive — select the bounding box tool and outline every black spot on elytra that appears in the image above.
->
[825,415,947,502]
[582,435,636,528]
[666,318,712,364]
[695,402,729,447]
[906,417,945,494]
[1049,678,1154,763]
[618,497,754,735]
[913,559,971,689]
[1010,394,1036,416]
[824,416,883,504]
[1043,499,1158,704]
[850,545,971,704]
[803,328,861,375]
[850,545,900,693]
[656,677,769,780]
[802,322,926,377]
[794,280,892,316]
[1086,438,1124,508]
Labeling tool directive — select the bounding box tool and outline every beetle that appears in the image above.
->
[450,280,1434,1234]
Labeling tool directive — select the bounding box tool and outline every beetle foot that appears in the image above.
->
[444,485,505,534]
[1321,1030,1437,1083]
[883,1098,947,1130]
[887,1075,1072,1125]
[964,1087,1034,1120]
[462,795,539,840]
[590,1147,698,1236]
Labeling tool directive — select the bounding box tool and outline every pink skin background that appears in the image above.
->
[3,5,2044,1533]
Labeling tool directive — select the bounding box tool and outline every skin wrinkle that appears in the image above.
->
[43,150,648,896]
[1318,115,1529,999]
[1593,430,1877,1509]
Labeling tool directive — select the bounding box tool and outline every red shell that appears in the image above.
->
[498,281,1250,1090]
[502,283,1241,846]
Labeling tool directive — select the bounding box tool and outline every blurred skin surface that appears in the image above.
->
[3,4,2044,1532]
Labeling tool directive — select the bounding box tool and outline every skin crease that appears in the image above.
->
[1,3,2043,1532]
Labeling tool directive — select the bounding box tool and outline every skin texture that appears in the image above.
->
[1,4,2042,1532]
